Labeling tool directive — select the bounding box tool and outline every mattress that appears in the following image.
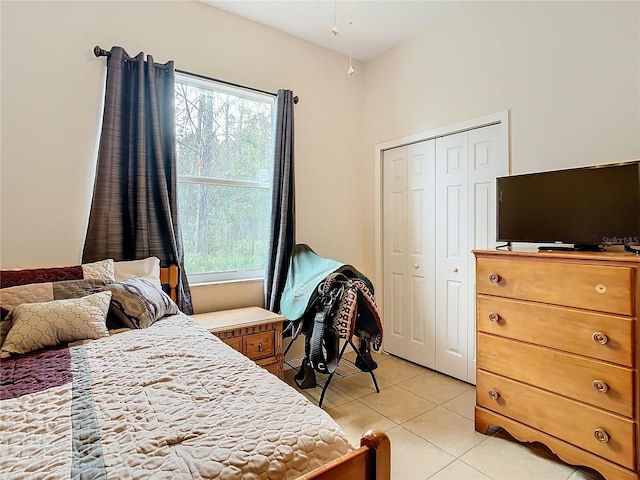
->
[0,313,352,479]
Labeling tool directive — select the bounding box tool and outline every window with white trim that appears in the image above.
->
[175,74,274,283]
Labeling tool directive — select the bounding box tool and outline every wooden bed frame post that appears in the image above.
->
[159,265,179,301]
[299,429,391,480]
[361,429,391,480]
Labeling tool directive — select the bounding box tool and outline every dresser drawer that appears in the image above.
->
[245,331,275,360]
[477,295,633,366]
[477,371,635,469]
[478,333,634,417]
[476,257,633,315]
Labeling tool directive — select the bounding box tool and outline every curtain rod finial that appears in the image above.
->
[94,46,109,57]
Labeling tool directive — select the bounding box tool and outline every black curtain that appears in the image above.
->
[83,46,193,314]
[264,90,296,312]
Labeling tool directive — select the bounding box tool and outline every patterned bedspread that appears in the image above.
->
[0,314,352,479]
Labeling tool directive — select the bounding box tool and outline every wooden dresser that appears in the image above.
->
[192,307,285,380]
[473,250,639,480]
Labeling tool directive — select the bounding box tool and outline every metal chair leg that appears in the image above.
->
[317,340,381,407]
[318,341,350,408]
[350,340,380,393]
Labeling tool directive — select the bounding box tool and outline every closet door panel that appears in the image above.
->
[408,143,436,365]
[436,132,469,381]
[466,124,508,383]
[382,141,436,368]
[383,147,408,346]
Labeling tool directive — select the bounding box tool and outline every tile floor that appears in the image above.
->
[283,351,606,480]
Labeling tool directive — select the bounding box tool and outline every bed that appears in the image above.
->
[0,259,390,480]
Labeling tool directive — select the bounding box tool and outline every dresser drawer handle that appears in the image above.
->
[593,380,609,394]
[488,389,500,401]
[488,273,501,283]
[594,428,610,443]
[592,332,609,345]
[258,343,263,352]
[488,312,500,323]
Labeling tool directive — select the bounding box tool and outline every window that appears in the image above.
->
[175,74,274,283]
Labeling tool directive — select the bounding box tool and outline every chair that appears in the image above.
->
[281,244,383,407]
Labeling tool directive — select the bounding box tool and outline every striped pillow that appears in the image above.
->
[102,277,179,329]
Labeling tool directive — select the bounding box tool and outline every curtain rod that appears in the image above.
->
[93,46,298,104]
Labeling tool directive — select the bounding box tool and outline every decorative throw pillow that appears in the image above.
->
[0,278,111,346]
[0,314,12,350]
[0,291,112,358]
[113,257,162,289]
[102,277,179,329]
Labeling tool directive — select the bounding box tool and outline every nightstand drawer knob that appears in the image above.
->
[488,273,501,283]
[488,312,500,323]
[488,389,500,401]
[593,380,609,393]
[594,428,610,443]
[592,332,609,345]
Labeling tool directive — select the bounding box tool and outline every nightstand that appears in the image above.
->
[192,307,285,380]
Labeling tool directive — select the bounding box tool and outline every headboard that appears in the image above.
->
[159,265,179,302]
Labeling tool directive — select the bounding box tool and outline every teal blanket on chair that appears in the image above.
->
[280,244,344,321]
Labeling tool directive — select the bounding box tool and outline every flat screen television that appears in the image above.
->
[496,161,640,251]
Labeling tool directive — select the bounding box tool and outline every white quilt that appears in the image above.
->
[0,314,352,479]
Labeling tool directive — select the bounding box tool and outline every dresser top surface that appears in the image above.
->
[473,249,640,264]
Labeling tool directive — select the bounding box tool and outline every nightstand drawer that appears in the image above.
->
[245,330,275,360]
[257,358,281,377]
[222,336,243,352]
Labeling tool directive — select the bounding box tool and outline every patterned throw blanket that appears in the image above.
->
[0,314,352,479]
[321,272,383,349]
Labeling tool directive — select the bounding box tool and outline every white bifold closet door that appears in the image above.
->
[382,140,437,369]
[382,123,506,384]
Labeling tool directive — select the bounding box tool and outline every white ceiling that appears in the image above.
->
[200,1,449,62]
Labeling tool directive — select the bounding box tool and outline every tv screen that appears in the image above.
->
[497,161,640,249]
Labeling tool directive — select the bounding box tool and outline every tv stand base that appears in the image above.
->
[538,244,605,252]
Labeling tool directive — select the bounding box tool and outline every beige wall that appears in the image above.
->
[0,1,365,312]
[2,1,639,311]
[360,0,640,273]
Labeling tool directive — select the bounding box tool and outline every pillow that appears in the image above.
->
[0,291,112,358]
[0,278,111,346]
[113,257,162,289]
[0,259,115,289]
[102,277,179,329]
